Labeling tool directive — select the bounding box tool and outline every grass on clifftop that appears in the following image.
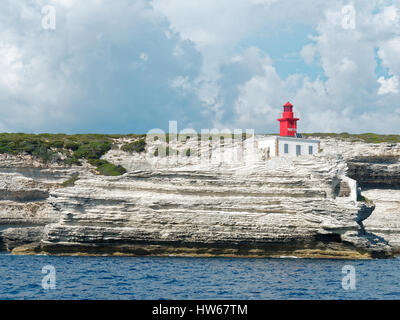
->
[0,133,134,176]
[303,132,400,144]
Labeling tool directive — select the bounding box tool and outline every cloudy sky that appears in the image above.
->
[1,0,400,134]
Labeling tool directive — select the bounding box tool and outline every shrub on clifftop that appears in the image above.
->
[121,138,147,153]
[0,133,125,176]
[88,159,127,176]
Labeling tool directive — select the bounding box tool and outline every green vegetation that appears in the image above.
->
[0,133,59,162]
[87,159,127,176]
[3,131,396,176]
[64,157,82,166]
[61,173,80,187]
[121,138,147,153]
[73,140,112,159]
[0,133,113,160]
[303,132,400,144]
[357,193,374,205]
[0,133,128,176]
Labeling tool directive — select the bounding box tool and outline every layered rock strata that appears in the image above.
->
[1,137,398,258]
[312,138,400,252]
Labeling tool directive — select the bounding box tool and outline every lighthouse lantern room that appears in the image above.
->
[277,102,299,137]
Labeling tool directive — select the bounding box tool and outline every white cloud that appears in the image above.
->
[151,0,266,49]
[1,0,400,134]
[0,44,23,91]
[378,37,400,75]
[151,0,275,118]
[378,76,399,95]
[370,5,399,35]
[0,0,204,133]
[300,44,316,65]
[214,1,400,133]
[170,76,191,90]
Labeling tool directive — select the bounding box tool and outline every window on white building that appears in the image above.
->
[309,146,313,155]
[296,145,301,156]
[284,144,289,154]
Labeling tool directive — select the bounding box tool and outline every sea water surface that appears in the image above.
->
[1,253,400,300]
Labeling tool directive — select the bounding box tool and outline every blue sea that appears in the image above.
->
[1,253,400,300]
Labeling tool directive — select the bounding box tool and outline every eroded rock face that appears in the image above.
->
[0,154,82,226]
[37,142,391,258]
[0,153,85,248]
[0,174,55,226]
[1,227,44,251]
[305,137,400,254]
[347,156,400,188]
[362,189,400,253]
[316,138,400,188]
[0,137,398,259]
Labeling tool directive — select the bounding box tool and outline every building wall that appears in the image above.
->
[278,138,319,157]
[257,136,320,158]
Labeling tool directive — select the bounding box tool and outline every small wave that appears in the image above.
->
[279,256,298,259]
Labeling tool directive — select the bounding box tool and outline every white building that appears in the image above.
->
[257,136,320,158]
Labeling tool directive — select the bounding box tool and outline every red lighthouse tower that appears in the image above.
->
[277,101,299,137]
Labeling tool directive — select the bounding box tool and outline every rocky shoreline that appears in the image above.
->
[0,135,399,259]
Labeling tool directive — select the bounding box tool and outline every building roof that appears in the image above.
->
[257,135,320,144]
[276,136,320,144]
[284,101,293,107]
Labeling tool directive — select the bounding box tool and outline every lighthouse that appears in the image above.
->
[256,101,320,157]
[277,101,299,137]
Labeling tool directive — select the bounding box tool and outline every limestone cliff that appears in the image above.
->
[314,138,400,253]
[1,135,398,259]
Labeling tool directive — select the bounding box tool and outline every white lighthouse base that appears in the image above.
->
[257,136,320,158]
